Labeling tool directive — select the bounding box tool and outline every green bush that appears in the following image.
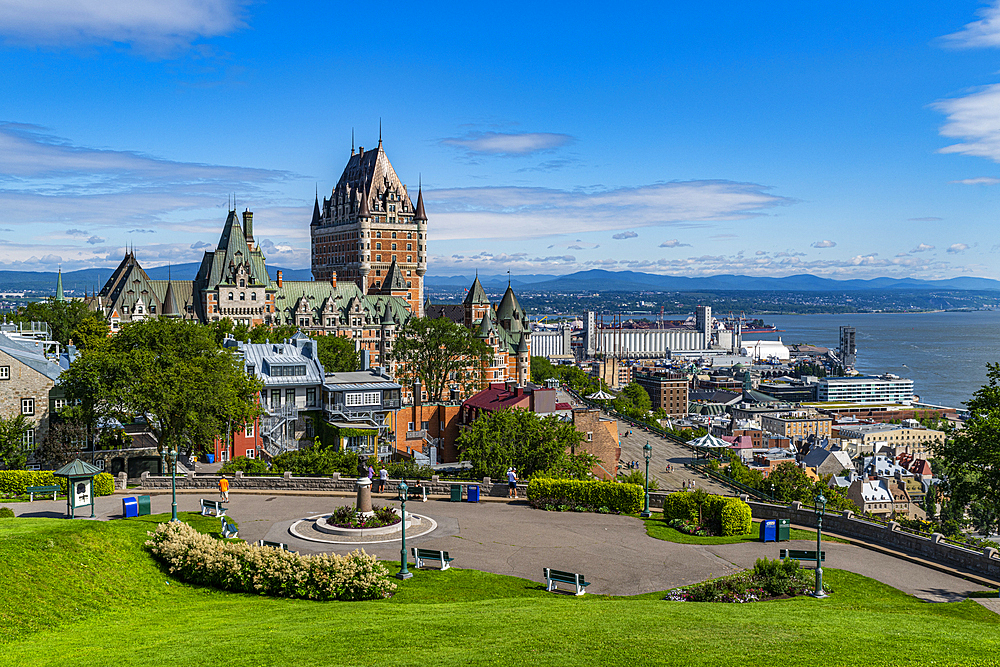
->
[0,471,65,496]
[0,507,14,518]
[660,492,752,536]
[618,470,659,491]
[94,472,115,497]
[219,456,270,475]
[145,521,396,601]
[527,478,643,514]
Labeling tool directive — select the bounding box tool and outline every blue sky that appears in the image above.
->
[3,1,1000,279]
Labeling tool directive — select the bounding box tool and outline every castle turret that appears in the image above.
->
[516,332,530,386]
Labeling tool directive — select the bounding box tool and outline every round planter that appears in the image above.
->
[314,514,419,537]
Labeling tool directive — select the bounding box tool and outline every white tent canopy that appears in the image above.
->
[587,389,615,400]
[689,433,732,449]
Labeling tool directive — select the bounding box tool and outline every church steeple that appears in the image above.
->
[55,268,65,302]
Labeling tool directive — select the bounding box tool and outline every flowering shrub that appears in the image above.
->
[330,505,400,529]
[146,521,396,601]
[668,518,710,537]
[663,557,820,603]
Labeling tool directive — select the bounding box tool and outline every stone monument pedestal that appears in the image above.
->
[356,476,373,517]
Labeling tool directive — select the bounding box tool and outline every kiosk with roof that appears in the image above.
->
[53,459,101,519]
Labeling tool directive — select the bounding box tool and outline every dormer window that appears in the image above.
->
[240,279,245,287]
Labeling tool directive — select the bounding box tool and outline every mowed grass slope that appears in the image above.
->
[1,515,998,667]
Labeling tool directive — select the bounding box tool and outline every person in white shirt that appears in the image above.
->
[378,466,388,493]
[507,467,518,499]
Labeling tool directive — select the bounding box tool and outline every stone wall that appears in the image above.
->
[747,499,1000,581]
[0,348,55,446]
[140,472,523,498]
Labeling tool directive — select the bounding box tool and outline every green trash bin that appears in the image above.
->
[450,484,463,502]
[137,495,151,516]
[777,518,790,542]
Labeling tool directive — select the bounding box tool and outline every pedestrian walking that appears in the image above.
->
[218,475,230,502]
[367,463,375,480]
[507,467,518,499]
[379,466,388,494]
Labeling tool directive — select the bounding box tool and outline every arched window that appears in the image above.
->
[240,279,245,287]
[251,293,257,301]
[392,232,397,239]
[240,293,245,301]
[228,292,234,300]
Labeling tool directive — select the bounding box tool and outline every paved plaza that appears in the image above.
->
[9,490,992,602]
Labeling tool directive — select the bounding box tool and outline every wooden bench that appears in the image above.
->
[411,548,453,570]
[257,540,297,554]
[201,498,228,517]
[400,485,428,502]
[544,568,591,596]
[220,516,238,539]
[26,485,59,501]
[780,549,825,563]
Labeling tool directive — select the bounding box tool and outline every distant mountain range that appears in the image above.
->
[426,270,1000,292]
[6,266,1000,296]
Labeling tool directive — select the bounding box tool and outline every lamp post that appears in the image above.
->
[641,441,652,518]
[396,481,412,580]
[813,492,827,598]
[168,447,178,522]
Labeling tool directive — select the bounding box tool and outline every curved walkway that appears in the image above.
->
[10,492,989,602]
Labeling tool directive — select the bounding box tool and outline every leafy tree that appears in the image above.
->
[69,315,110,351]
[391,317,490,401]
[614,382,652,416]
[456,408,592,480]
[530,356,557,384]
[933,363,1000,531]
[312,334,359,373]
[206,320,299,346]
[13,299,107,348]
[270,446,359,476]
[58,319,263,458]
[33,420,88,468]
[969,500,999,537]
[922,483,938,521]
[219,455,269,475]
[0,414,30,469]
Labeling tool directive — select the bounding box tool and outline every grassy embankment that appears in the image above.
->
[0,513,997,667]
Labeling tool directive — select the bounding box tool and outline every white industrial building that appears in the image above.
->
[740,339,790,361]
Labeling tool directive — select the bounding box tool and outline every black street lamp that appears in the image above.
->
[396,481,412,580]
[813,492,827,598]
[641,441,652,518]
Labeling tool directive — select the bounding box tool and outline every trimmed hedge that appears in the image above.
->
[527,478,644,514]
[661,493,752,536]
[0,470,116,498]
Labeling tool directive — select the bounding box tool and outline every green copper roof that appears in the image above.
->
[53,458,102,477]
[464,276,489,305]
[55,268,65,302]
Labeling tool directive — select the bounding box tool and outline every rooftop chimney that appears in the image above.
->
[243,209,253,244]
[276,270,283,288]
[331,270,337,289]
[413,380,422,407]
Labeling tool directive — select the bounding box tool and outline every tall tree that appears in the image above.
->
[13,299,106,347]
[0,414,30,469]
[59,319,263,457]
[933,363,1000,532]
[456,408,591,479]
[390,317,490,400]
[312,334,359,373]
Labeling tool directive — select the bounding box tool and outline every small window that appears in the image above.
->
[245,449,255,459]
[251,293,257,301]
[586,432,593,442]
[421,421,429,430]
[0,366,8,380]
[240,279,245,287]
[376,243,381,250]
[306,388,316,407]
[229,292,234,300]
[391,243,397,250]
[407,243,412,251]
[408,422,414,431]
[392,232,397,239]
[240,293,245,301]
[23,429,34,447]
[21,398,34,416]
[245,422,254,438]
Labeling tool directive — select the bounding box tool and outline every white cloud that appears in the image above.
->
[128,228,156,233]
[941,1,1000,49]
[811,240,837,248]
[426,181,790,241]
[947,243,970,253]
[910,243,935,253]
[908,216,943,221]
[441,131,573,156]
[0,0,246,54]
[66,228,88,236]
[932,84,1000,162]
[659,239,692,248]
[612,231,638,240]
[950,177,1000,185]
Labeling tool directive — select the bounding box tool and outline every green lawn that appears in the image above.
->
[643,517,850,545]
[0,514,998,666]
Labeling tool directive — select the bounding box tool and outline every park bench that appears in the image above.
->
[200,498,228,517]
[257,540,298,554]
[779,549,825,563]
[26,485,59,501]
[411,548,453,570]
[399,485,428,502]
[220,516,238,539]
[543,568,591,596]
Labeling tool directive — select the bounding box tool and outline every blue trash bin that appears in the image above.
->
[207,454,215,464]
[759,519,777,543]
[122,496,138,518]
[467,485,480,503]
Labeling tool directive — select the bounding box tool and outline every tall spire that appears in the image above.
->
[55,267,65,302]
[378,118,382,148]
[311,186,321,227]
[351,127,355,155]
[413,181,427,221]
[358,182,371,218]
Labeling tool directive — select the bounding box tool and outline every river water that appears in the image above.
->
[747,311,1000,409]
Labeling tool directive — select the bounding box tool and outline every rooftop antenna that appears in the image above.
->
[507,269,511,288]
[352,127,355,155]
[379,118,382,147]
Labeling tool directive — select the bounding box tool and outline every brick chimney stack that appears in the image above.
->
[331,270,337,289]
[276,270,283,287]
[242,209,253,244]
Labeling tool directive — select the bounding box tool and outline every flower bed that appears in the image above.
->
[667,517,711,537]
[528,498,619,514]
[146,521,396,601]
[664,557,822,603]
[329,505,400,529]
